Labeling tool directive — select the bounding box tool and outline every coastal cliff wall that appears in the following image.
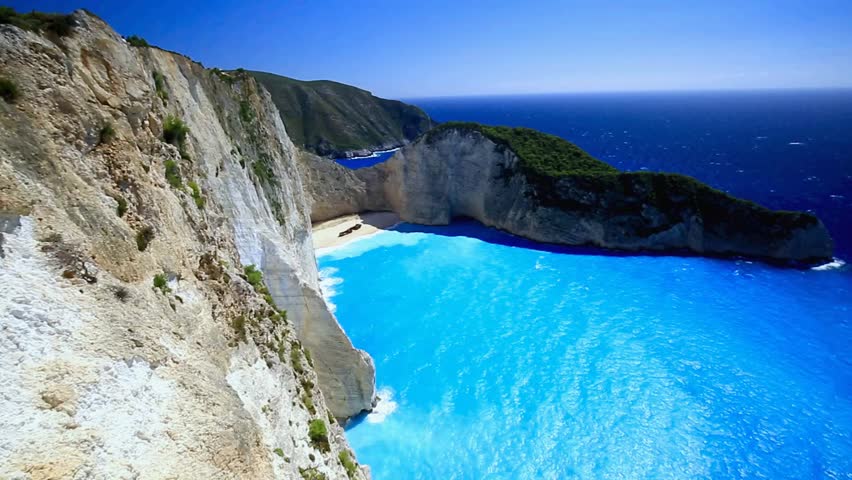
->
[1,11,370,479]
[297,151,389,222]
[301,127,833,263]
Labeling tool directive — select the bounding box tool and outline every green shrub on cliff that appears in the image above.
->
[290,343,304,374]
[99,123,115,144]
[162,115,191,159]
[164,160,182,189]
[250,155,277,186]
[0,77,18,103]
[152,273,170,294]
[188,181,205,209]
[338,450,358,478]
[232,315,247,343]
[301,392,316,415]
[239,100,254,123]
[153,71,168,101]
[299,467,327,480]
[163,115,188,146]
[244,264,263,289]
[135,226,154,251]
[307,419,329,452]
[242,264,282,308]
[125,35,148,47]
[115,196,128,217]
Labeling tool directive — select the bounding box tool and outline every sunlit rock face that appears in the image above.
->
[0,10,371,479]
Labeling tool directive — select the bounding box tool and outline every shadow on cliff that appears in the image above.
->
[390,217,817,269]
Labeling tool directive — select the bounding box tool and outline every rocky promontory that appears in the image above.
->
[301,123,834,264]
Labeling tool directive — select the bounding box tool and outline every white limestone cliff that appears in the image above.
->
[1,10,371,479]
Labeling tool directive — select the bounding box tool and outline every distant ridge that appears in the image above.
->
[251,71,433,157]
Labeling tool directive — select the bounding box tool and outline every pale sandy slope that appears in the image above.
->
[312,212,400,249]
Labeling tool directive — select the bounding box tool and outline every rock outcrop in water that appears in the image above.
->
[301,123,834,264]
[1,10,371,479]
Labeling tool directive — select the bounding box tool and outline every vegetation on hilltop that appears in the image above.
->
[426,122,617,177]
[0,7,74,36]
[428,122,820,232]
[125,35,149,47]
[250,70,433,156]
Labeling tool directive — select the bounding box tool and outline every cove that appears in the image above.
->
[335,148,400,169]
[318,221,852,479]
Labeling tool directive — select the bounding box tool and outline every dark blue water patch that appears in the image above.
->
[392,219,830,269]
[335,149,399,169]
[408,89,852,258]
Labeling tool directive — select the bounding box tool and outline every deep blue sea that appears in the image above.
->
[411,90,852,256]
[323,90,852,479]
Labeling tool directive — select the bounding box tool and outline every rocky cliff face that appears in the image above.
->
[1,11,371,479]
[302,127,833,264]
[298,151,389,223]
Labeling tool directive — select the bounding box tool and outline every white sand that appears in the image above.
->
[311,212,401,250]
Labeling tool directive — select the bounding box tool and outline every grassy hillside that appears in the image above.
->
[251,71,433,157]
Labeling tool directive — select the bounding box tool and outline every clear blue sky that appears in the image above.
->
[10,0,852,99]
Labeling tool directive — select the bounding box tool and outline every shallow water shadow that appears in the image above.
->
[389,217,812,269]
[343,410,368,431]
[358,211,400,230]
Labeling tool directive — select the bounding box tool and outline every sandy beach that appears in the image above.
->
[311,211,401,249]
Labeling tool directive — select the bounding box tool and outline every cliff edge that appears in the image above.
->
[1,9,371,479]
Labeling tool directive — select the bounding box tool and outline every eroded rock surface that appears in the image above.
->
[1,11,371,479]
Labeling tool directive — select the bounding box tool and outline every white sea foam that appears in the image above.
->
[318,267,342,312]
[788,142,806,146]
[317,230,426,261]
[812,258,847,271]
[315,230,387,258]
[366,387,398,424]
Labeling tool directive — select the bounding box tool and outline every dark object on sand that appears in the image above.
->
[338,223,363,238]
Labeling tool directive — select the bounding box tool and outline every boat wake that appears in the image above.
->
[812,258,847,271]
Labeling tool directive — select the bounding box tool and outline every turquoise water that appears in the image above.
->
[319,221,852,479]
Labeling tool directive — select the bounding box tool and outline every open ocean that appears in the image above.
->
[324,90,852,479]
